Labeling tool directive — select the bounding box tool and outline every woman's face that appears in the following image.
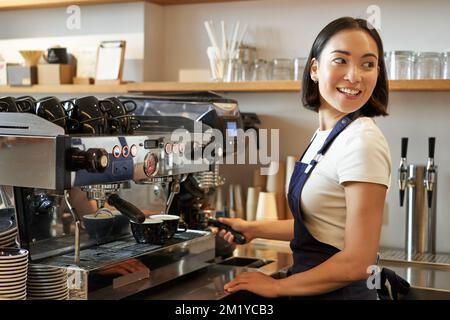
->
[310,29,380,114]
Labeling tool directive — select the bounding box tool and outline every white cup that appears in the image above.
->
[255,192,278,221]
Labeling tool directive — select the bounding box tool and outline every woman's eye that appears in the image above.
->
[363,61,375,68]
[333,58,346,64]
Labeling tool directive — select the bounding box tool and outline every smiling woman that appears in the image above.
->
[215,17,403,300]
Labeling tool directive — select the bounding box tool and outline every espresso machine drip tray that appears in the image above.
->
[380,247,450,266]
[37,230,208,270]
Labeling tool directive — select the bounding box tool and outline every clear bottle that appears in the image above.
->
[415,52,442,79]
[384,51,391,77]
[390,51,415,80]
[293,57,307,81]
[441,52,450,79]
[271,58,293,80]
[251,59,269,81]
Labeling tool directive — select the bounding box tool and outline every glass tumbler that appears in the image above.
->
[251,59,269,81]
[415,52,441,79]
[389,51,415,79]
[271,58,293,80]
[442,52,450,79]
[293,57,307,81]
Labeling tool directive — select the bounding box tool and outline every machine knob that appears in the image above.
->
[144,152,159,177]
[67,148,109,173]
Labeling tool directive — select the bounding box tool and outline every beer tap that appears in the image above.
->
[398,137,409,207]
[424,137,436,209]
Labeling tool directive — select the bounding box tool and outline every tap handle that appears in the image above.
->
[107,193,146,223]
[428,137,435,159]
[401,137,408,158]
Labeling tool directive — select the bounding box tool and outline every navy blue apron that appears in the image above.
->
[287,111,377,300]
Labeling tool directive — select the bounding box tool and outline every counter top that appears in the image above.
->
[128,239,450,300]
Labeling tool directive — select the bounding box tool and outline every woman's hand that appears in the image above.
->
[224,271,281,298]
[216,217,254,244]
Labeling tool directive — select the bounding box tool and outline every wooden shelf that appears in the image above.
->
[126,80,300,92]
[0,84,128,94]
[0,0,250,11]
[1,80,450,94]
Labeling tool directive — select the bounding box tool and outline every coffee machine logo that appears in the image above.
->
[66,5,81,30]
[171,121,280,175]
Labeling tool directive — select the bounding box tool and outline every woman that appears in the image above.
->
[217,17,391,300]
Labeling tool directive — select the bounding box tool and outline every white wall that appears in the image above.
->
[0,2,147,81]
[1,0,450,252]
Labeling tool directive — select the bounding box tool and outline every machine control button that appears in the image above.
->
[130,144,138,157]
[113,145,121,158]
[67,148,109,173]
[172,143,179,154]
[122,145,130,158]
[179,142,185,154]
[144,153,159,177]
[164,143,172,154]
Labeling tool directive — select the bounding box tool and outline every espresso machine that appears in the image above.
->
[0,92,242,299]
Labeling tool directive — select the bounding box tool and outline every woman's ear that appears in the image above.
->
[310,58,318,82]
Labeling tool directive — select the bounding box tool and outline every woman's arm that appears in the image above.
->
[275,181,385,296]
[224,181,386,297]
[218,218,294,242]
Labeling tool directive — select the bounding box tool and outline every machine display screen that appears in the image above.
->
[226,121,238,137]
[144,139,158,149]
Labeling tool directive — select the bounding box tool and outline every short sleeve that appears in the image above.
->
[336,125,391,188]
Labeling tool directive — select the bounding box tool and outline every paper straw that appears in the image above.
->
[236,22,248,48]
[204,21,220,54]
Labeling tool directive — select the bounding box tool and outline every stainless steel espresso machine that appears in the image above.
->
[0,92,243,300]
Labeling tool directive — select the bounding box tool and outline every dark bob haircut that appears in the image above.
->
[301,17,389,117]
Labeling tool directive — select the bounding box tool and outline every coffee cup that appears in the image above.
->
[0,96,33,113]
[130,217,167,244]
[150,214,187,239]
[70,96,109,135]
[101,97,140,134]
[83,211,115,243]
[35,96,79,131]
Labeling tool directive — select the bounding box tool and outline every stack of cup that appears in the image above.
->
[246,186,261,221]
[255,192,278,221]
[265,161,286,220]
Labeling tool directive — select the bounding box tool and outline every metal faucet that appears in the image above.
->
[423,137,436,254]
[398,137,409,207]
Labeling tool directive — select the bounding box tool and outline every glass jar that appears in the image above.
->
[251,59,269,81]
[293,57,307,81]
[228,59,249,82]
[383,51,391,77]
[389,51,415,80]
[441,52,450,79]
[415,52,441,79]
[271,58,293,80]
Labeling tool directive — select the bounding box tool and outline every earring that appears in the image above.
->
[313,79,318,84]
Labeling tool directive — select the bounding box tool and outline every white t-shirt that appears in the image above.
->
[300,117,391,251]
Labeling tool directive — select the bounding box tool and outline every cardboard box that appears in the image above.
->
[37,64,75,85]
[7,65,37,86]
